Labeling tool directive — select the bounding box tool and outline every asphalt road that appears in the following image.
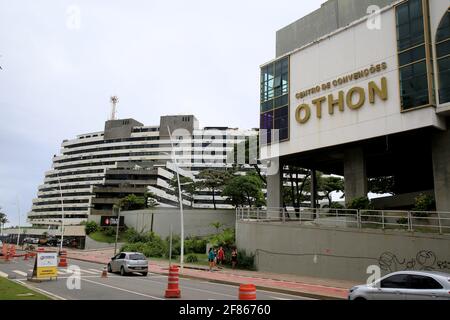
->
[0,258,315,300]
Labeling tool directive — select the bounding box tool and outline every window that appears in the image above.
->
[436,10,450,104]
[260,57,289,143]
[396,0,432,110]
[408,275,443,289]
[380,274,410,289]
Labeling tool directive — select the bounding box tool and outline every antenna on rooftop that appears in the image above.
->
[110,95,119,120]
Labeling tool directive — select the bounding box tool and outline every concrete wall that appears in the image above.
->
[95,208,236,239]
[432,127,450,212]
[276,0,397,57]
[237,221,450,282]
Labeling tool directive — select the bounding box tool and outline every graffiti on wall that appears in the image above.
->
[378,251,450,272]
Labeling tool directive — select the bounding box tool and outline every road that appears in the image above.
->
[0,258,315,300]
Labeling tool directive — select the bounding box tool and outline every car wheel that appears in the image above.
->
[107,264,112,273]
[120,266,127,276]
[141,272,148,277]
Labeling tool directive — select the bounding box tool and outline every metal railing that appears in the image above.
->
[235,207,450,235]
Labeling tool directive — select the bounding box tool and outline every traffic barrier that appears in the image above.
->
[58,250,68,267]
[23,252,29,261]
[9,245,16,259]
[164,266,181,298]
[101,266,108,278]
[239,284,257,300]
[3,244,9,261]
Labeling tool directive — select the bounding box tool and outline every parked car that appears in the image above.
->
[349,271,450,300]
[23,237,39,244]
[46,237,59,247]
[108,252,148,276]
[0,240,3,256]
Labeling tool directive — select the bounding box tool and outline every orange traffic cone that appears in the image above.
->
[58,250,68,267]
[164,266,181,298]
[239,284,257,300]
[23,252,29,261]
[101,266,108,278]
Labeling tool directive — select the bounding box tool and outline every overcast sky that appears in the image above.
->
[0,0,325,227]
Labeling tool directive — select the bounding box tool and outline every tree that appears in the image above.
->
[222,171,265,208]
[0,207,8,235]
[318,175,345,207]
[197,170,232,210]
[368,176,395,195]
[169,176,197,207]
[117,194,146,211]
[210,221,224,234]
[232,139,266,184]
[144,191,159,208]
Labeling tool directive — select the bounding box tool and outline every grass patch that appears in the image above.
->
[88,231,126,244]
[0,277,51,300]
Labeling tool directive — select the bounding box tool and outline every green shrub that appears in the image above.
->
[125,228,149,243]
[236,250,255,270]
[208,228,235,248]
[347,196,373,210]
[102,227,116,237]
[121,236,166,258]
[185,237,208,254]
[186,254,198,263]
[397,217,408,225]
[164,235,181,258]
[413,194,435,216]
[329,202,345,209]
[85,221,98,235]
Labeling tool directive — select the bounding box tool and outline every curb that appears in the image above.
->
[67,255,346,300]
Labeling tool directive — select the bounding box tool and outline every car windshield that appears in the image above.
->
[129,254,146,260]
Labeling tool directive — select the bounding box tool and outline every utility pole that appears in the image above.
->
[58,172,65,254]
[113,206,121,256]
[16,196,21,246]
[167,126,184,271]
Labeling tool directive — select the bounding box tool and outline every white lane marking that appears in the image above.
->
[270,296,291,300]
[0,271,8,278]
[15,280,67,300]
[88,268,102,273]
[80,278,165,300]
[187,279,317,300]
[57,269,69,274]
[79,269,98,275]
[143,277,236,298]
[13,270,28,276]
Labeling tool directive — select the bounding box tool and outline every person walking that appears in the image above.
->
[217,246,225,267]
[208,247,216,271]
[231,248,238,269]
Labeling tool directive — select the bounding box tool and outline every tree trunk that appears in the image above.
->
[212,188,217,210]
[253,164,267,184]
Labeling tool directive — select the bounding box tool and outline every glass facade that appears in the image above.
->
[396,0,433,110]
[260,57,289,144]
[436,9,450,104]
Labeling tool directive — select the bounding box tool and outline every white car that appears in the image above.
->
[349,271,450,300]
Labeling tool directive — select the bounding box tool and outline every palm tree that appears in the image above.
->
[0,207,9,235]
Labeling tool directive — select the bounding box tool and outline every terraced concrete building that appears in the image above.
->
[27,115,260,236]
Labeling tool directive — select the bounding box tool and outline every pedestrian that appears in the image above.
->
[213,248,218,267]
[231,248,238,269]
[217,246,225,267]
[208,247,216,271]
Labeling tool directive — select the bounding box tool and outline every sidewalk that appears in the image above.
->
[66,248,355,299]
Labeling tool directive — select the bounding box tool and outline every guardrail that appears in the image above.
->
[235,207,450,235]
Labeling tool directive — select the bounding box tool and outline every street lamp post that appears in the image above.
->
[113,206,121,256]
[16,197,21,246]
[167,126,184,271]
[57,173,65,254]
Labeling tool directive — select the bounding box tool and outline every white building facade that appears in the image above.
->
[262,0,450,212]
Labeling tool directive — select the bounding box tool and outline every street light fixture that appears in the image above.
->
[167,127,185,271]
